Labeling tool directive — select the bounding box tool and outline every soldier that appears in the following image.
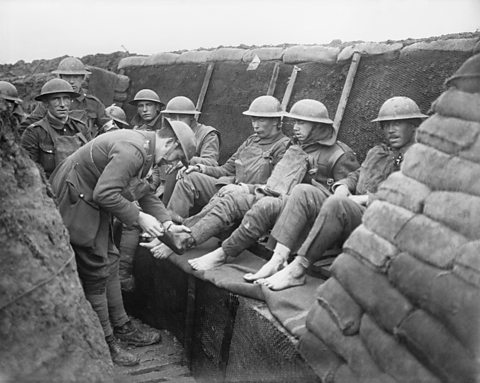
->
[117,89,166,291]
[161,96,221,205]
[0,80,25,140]
[49,120,195,366]
[117,96,221,291]
[23,57,109,136]
[98,104,130,134]
[21,78,91,178]
[253,96,427,290]
[129,89,164,130]
[144,100,359,268]
[167,95,290,218]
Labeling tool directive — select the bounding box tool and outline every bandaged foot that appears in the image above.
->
[188,247,227,270]
[256,256,309,291]
[243,243,291,282]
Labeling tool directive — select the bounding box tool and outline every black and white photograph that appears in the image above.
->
[1,0,479,382]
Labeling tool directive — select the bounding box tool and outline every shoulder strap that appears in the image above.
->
[326,141,351,178]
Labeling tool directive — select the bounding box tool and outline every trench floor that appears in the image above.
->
[113,320,195,383]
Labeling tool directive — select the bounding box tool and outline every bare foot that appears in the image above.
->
[243,254,288,282]
[188,247,227,270]
[139,240,174,259]
[257,257,307,290]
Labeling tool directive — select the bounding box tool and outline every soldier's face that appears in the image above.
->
[46,93,72,120]
[382,120,416,149]
[59,74,84,93]
[166,114,194,126]
[293,120,314,142]
[251,117,280,139]
[137,101,159,122]
[0,98,15,113]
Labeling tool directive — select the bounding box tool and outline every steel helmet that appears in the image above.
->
[243,95,283,118]
[161,96,200,115]
[34,78,80,101]
[445,53,480,86]
[284,99,333,124]
[371,97,427,122]
[128,89,164,106]
[164,119,196,166]
[106,105,129,126]
[0,81,22,104]
[52,57,91,75]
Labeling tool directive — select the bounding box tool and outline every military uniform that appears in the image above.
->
[179,135,359,257]
[49,129,170,337]
[284,143,409,261]
[21,112,91,177]
[167,130,290,217]
[24,91,109,137]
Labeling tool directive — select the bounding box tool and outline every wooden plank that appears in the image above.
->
[267,62,281,96]
[183,275,196,369]
[281,65,301,111]
[195,62,215,120]
[333,52,362,133]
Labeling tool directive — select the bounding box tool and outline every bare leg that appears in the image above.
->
[188,247,227,270]
[243,243,290,282]
[257,255,309,290]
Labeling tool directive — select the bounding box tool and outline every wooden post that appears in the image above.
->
[183,275,196,368]
[281,65,301,111]
[195,63,215,121]
[333,52,361,133]
[266,62,280,96]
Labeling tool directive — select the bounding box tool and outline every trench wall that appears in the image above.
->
[120,34,479,163]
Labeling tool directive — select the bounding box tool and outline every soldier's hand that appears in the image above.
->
[176,166,187,180]
[333,184,351,197]
[137,212,164,237]
[139,238,173,259]
[185,165,201,174]
[166,161,183,175]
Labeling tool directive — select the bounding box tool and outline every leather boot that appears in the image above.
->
[106,335,139,366]
[114,321,161,346]
[159,230,195,254]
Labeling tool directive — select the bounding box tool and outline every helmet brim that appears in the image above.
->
[242,111,283,118]
[52,69,91,75]
[371,113,428,122]
[161,109,200,115]
[128,99,165,106]
[283,111,333,124]
[35,90,81,101]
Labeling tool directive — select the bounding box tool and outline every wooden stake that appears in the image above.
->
[195,63,215,121]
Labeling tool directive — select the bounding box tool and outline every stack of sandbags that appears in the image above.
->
[299,54,480,382]
[0,128,113,381]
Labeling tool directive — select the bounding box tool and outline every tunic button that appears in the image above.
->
[79,194,84,198]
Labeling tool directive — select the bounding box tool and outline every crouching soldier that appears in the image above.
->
[0,80,25,140]
[21,78,91,178]
[49,119,195,366]
[254,96,427,290]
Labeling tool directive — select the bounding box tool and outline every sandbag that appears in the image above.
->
[423,191,480,240]
[283,45,339,64]
[431,88,480,123]
[242,47,284,62]
[393,214,467,269]
[397,309,480,383]
[305,303,383,378]
[375,172,431,213]
[453,240,480,287]
[402,142,480,197]
[316,277,363,336]
[117,55,147,70]
[362,200,415,244]
[343,225,398,272]
[176,50,211,64]
[297,330,342,383]
[331,253,412,332]
[416,114,480,159]
[114,74,130,93]
[360,314,441,383]
[208,48,246,62]
[144,52,179,66]
[388,252,480,357]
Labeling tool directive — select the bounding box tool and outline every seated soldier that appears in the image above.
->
[253,96,427,290]
[142,99,359,268]
[166,95,290,218]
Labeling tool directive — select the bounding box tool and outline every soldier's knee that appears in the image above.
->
[289,184,318,203]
